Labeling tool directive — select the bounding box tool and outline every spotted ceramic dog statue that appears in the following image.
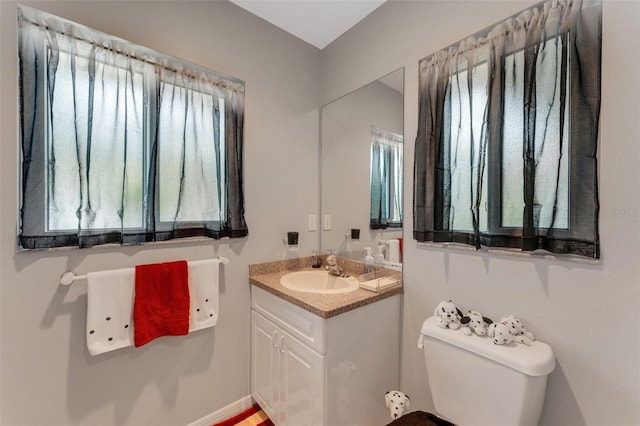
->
[385,390,411,420]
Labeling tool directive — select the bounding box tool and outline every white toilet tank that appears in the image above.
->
[420,316,555,426]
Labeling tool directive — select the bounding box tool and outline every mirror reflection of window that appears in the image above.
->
[370,126,403,229]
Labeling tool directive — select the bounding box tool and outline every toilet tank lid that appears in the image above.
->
[421,316,556,376]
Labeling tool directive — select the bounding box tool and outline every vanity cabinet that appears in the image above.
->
[252,310,325,425]
[251,285,400,426]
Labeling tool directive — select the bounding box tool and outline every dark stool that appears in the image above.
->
[386,411,456,426]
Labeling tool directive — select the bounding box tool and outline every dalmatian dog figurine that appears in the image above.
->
[488,315,535,345]
[434,300,463,330]
[385,390,411,420]
[502,314,535,344]
[460,310,493,336]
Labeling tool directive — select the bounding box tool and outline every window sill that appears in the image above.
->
[16,235,244,254]
[416,241,600,265]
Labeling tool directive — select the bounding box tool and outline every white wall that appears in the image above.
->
[321,1,640,425]
[0,1,321,425]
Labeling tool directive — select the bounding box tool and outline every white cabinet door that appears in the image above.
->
[279,329,325,426]
[252,309,326,426]
[251,311,280,421]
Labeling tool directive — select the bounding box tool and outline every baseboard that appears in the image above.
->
[186,395,255,426]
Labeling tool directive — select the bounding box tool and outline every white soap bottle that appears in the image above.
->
[364,247,374,273]
[374,244,385,264]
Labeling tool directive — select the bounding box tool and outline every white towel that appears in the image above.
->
[86,259,222,356]
[86,268,135,356]
[387,239,401,263]
[188,259,220,332]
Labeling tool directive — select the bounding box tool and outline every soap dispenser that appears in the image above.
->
[374,245,385,264]
[364,247,374,273]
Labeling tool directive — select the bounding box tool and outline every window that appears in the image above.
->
[18,6,247,249]
[370,126,403,229]
[46,49,147,232]
[413,0,601,259]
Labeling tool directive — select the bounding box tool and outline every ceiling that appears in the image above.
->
[229,0,387,49]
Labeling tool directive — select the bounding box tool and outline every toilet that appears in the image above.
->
[419,316,556,426]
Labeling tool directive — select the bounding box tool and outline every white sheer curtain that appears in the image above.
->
[18,6,247,249]
[414,0,601,258]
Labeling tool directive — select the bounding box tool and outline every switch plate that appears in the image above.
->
[323,214,331,231]
[308,214,317,231]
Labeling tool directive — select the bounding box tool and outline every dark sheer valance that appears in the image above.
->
[413,0,601,258]
[18,6,247,249]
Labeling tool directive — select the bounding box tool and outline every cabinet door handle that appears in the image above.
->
[272,330,279,349]
[279,334,285,353]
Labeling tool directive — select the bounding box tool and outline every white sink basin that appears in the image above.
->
[280,270,359,294]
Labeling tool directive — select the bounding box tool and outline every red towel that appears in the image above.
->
[133,260,190,347]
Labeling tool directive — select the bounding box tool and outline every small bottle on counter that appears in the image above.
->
[374,244,385,265]
[364,247,375,273]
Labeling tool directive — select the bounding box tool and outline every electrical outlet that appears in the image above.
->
[308,214,317,231]
[323,214,332,231]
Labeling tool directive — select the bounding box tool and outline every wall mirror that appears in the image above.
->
[320,68,404,269]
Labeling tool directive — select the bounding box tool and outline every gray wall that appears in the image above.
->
[321,1,640,425]
[0,1,321,425]
[2,1,639,426]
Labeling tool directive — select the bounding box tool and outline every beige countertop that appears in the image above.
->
[249,256,403,319]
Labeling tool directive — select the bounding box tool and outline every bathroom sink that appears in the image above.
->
[280,270,359,294]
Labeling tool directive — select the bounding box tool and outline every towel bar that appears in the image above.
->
[59,256,230,286]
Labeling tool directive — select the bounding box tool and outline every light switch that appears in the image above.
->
[323,214,331,231]
[308,214,317,231]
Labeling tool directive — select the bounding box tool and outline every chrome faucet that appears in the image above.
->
[326,254,349,277]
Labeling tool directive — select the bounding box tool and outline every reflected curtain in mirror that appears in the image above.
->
[370,126,403,229]
[413,0,601,258]
[17,6,247,249]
